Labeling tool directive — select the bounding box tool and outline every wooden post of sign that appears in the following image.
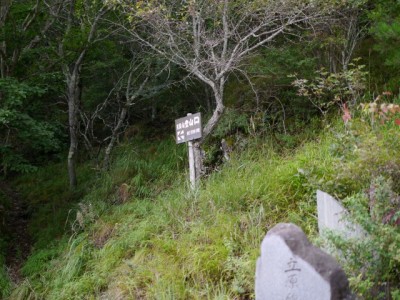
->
[188,140,196,190]
[187,113,196,190]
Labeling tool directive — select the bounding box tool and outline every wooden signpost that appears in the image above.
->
[175,113,202,190]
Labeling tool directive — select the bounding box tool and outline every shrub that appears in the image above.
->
[325,177,400,299]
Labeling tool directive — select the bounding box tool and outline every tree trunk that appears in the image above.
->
[151,104,156,121]
[102,72,148,170]
[60,2,107,188]
[103,106,128,170]
[0,42,6,79]
[193,84,225,179]
[0,0,10,79]
[67,72,81,189]
[202,85,225,138]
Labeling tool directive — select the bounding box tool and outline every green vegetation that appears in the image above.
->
[0,248,10,299]
[1,0,400,299]
[2,108,399,299]
[325,177,400,299]
[0,189,11,298]
[0,78,62,175]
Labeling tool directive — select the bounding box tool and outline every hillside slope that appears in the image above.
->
[3,115,400,299]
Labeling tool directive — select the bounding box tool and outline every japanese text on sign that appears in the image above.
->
[175,113,202,144]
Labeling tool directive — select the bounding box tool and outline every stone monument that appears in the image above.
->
[317,190,365,239]
[255,223,353,300]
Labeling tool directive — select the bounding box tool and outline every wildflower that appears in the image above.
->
[342,103,351,123]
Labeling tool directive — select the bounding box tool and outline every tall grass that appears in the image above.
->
[7,115,400,299]
[0,241,11,298]
[0,188,12,298]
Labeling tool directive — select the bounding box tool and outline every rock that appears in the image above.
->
[255,223,353,300]
[117,183,131,204]
[317,190,365,239]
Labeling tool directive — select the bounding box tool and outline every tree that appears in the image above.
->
[115,0,329,179]
[101,60,150,170]
[0,0,63,79]
[307,3,368,74]
[0,78,61,175]
[51,0,112,188]
[368,0,400,87]
[0,1,64,175]
[76,44,173,170]
[101,60,175,169]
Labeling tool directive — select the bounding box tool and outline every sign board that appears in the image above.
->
[175,112,202,144]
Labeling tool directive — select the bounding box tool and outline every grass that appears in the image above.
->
[0,238,11,299]
[0,187,12,298]
[3,113,400,299]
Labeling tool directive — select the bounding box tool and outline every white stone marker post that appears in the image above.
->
[317,190,365,239]
[255,223,353,300]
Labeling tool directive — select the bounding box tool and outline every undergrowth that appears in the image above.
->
[3,112,400,299]
[324,177,400,300]
[0,243,10,296]
[0,188,11,297]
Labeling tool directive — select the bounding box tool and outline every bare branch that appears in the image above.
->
[113,0,336,176]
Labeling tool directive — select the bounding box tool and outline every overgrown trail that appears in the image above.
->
[0,181,32,283]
